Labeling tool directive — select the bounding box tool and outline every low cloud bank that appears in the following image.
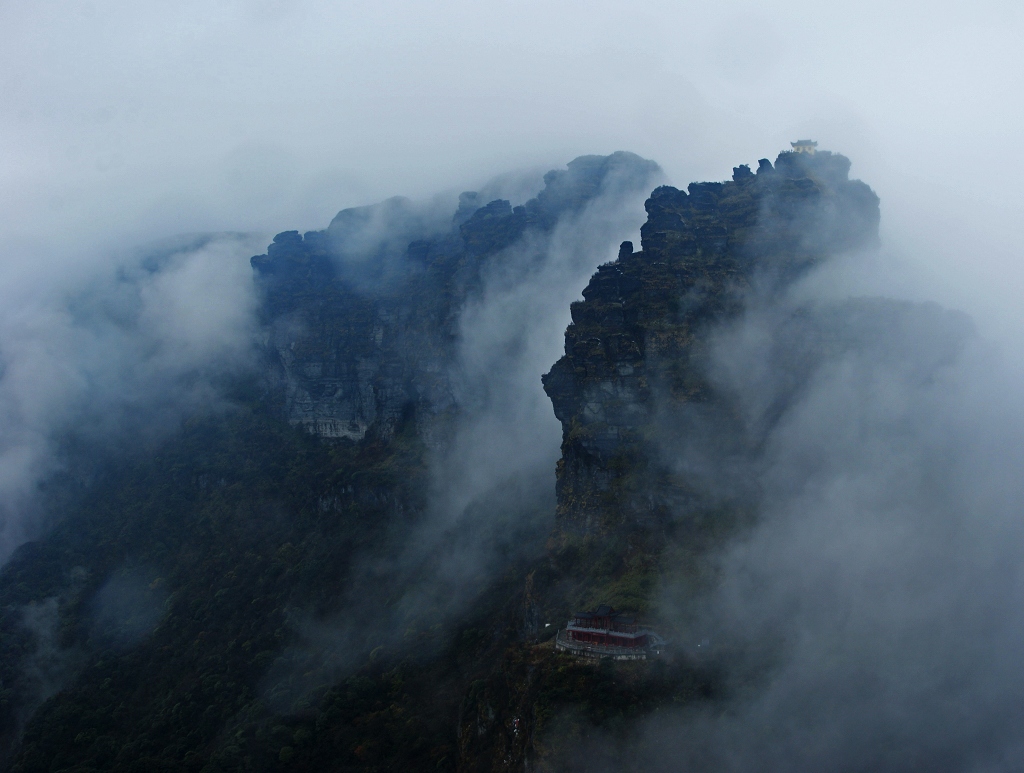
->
[434,157,663,527]
[602,271,1024,770]
[0,233,261,564]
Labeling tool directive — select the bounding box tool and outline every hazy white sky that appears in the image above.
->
[2,0,1023,337]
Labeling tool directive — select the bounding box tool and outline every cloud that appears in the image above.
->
[432,154,663,521]
[253,155,663,711]
[2,1,1024,762]
[2,3,1022,571]
[3,1,1022,342]
[622,275,1024,770]
[0,233,260,563]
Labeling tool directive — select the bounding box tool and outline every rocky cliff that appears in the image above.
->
[448,151,894,770]
[0,151,664,773]
[250,151,660,445]
[542,151,880,537]
[3,146,959,773]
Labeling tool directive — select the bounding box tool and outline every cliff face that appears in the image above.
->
[542,151,880,537]
[446,152,892,771]
[251,151,660,445]
[1,147,933,773]
[0,152,664,772]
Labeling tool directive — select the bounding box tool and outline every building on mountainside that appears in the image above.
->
[555,605,666,661]
[791,139,818,154]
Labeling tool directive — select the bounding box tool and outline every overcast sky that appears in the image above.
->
[2,0,1023,338]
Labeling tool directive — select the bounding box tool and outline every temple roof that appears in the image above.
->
[571,605,638,624]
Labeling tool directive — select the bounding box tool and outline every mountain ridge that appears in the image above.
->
[0,147,962,773]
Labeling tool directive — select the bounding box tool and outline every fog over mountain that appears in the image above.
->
[3,0,1023,564]
[568,286,1024,771]
[2,2,1024,772]
[4,1,1024,328]
[0,233,262,561]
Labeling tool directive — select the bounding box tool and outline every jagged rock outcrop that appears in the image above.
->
[251,151,661,444]
[542,150,880,535]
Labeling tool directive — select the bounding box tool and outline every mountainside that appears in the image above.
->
[457,151,895,769]
[0,152,662,772]
[0,147,971,772]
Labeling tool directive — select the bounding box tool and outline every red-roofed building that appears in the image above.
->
[555,605,665,660]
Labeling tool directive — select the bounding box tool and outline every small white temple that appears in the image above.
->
[791,140,818,155]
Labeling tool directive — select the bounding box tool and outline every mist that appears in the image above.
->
[0,233,260,563]
[4,1,1024,768]
[583,268,1024,771]
[5,1,1023,339]
[4,0,1023,560]
[256,154,662,706]
[433,159,662,522]
[410,153,663,609]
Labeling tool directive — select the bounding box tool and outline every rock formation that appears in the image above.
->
[543,151,880,536]
[8,146,972,773]
[250,151,660,445]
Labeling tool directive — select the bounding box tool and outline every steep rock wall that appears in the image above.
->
[251,152,661,445]
[542,151,880,535]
